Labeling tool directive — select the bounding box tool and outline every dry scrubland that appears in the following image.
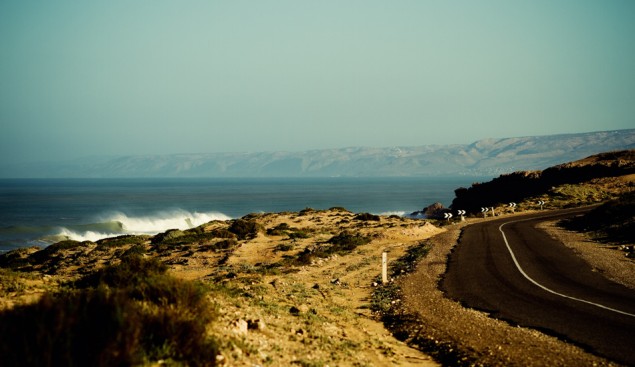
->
[1,205,633,366]
[0,209,444,366]
[1,149,634,366]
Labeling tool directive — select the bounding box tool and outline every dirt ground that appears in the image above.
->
[1,209,633,366]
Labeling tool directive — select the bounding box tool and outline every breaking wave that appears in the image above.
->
[47,210,231,244]
[376,211,407,217]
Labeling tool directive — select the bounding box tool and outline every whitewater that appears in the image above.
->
[52,210,232,243]
[0,177,485,252]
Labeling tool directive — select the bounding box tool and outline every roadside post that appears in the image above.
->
[382,252,388,284]
[509,202,517,213]
[457,210,466,221]
[443,212,453,223]
[538,200,546,210]
[481,207,489,218]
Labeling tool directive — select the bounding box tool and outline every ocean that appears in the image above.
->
[0,177,485,253]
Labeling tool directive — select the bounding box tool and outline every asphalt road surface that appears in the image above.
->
[442,208,635,365]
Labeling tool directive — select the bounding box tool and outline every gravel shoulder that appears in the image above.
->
[395,215,632,366]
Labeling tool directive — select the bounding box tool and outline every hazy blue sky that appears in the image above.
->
[1,1,634,164]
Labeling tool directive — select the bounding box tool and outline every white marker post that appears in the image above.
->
[457,210,466,221]
[382,252,388,284]
[509,202,516,213]
[481,207,489,218]
[538,200,546,210]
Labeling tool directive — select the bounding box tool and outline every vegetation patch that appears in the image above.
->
[266,223,312,240]
[96,235,149,250]
[0,255,218,367]
[561,191,635,252]
[355,213,381,221]
[228,219,262,240]
[290,231,371,266]
[0,247,39,269]
[371,240,476,366]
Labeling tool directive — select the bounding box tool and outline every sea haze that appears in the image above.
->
[0,177,484,252]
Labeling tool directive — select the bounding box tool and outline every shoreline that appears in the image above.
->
[1,208,633,365]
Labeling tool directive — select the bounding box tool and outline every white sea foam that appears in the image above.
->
[52,210,232,243]
[107,210,231,234]
[377,211,407,217]
[54,228,123,243]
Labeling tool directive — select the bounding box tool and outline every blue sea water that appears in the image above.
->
[0,177,485,252]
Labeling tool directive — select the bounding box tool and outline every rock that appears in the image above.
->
[298,304,310,314]
[231,319,248,335]
[248,318,266,331]
[289,304,310,316]
[289,306,301,316]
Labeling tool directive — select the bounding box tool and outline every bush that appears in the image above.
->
[0,256,218,367]
[30,241,92,264]
[274,243,294,252]
[201,239,238,252]
[290,231,371,266]
[561,191,635,244]
[209,228,236,239]
[96,235,149,250]
[327,231,372,252]
[228,219,261,240]
[0,247,39,269]
[121,244,147,258]
[0,268,28,295]
[266,223,291,236]
[355,213,380,221]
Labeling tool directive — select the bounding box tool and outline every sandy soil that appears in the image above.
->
[1,209,632,366]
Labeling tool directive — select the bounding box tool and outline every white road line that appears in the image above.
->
[498,217,635,318]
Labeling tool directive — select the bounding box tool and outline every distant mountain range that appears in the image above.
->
[4,129,635,178]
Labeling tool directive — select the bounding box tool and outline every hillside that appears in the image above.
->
[450,149,635,254]
[0,210,444,366]
[1,151,633,366]
[3,129,634,178]
[451,149,635,212]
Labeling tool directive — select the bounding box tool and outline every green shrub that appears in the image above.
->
[274,243,294,252]
[228,219,261,240]
[151,229,186,245]
[151,227,224,248]
[201,239,238,252]
[290,231,371,266]
[0,256,218,367]
[0,268,27,295]
[328,206,350,212]
[0,247,39,269]
[121,244,147,258]
[288,230,311,240]
[96,235,149,250]
[561,191,635,244]
[29,241,92,264]
[299,208,316,216]
[266,223,291,236]
[326,231,371,252]
[209,228,236,239]
[355,213,380,221]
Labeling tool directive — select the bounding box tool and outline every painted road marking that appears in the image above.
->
[498,215,635,318]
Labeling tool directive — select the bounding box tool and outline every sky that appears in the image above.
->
[1,1,634,165]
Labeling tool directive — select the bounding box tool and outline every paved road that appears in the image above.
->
[442,208,635,365]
